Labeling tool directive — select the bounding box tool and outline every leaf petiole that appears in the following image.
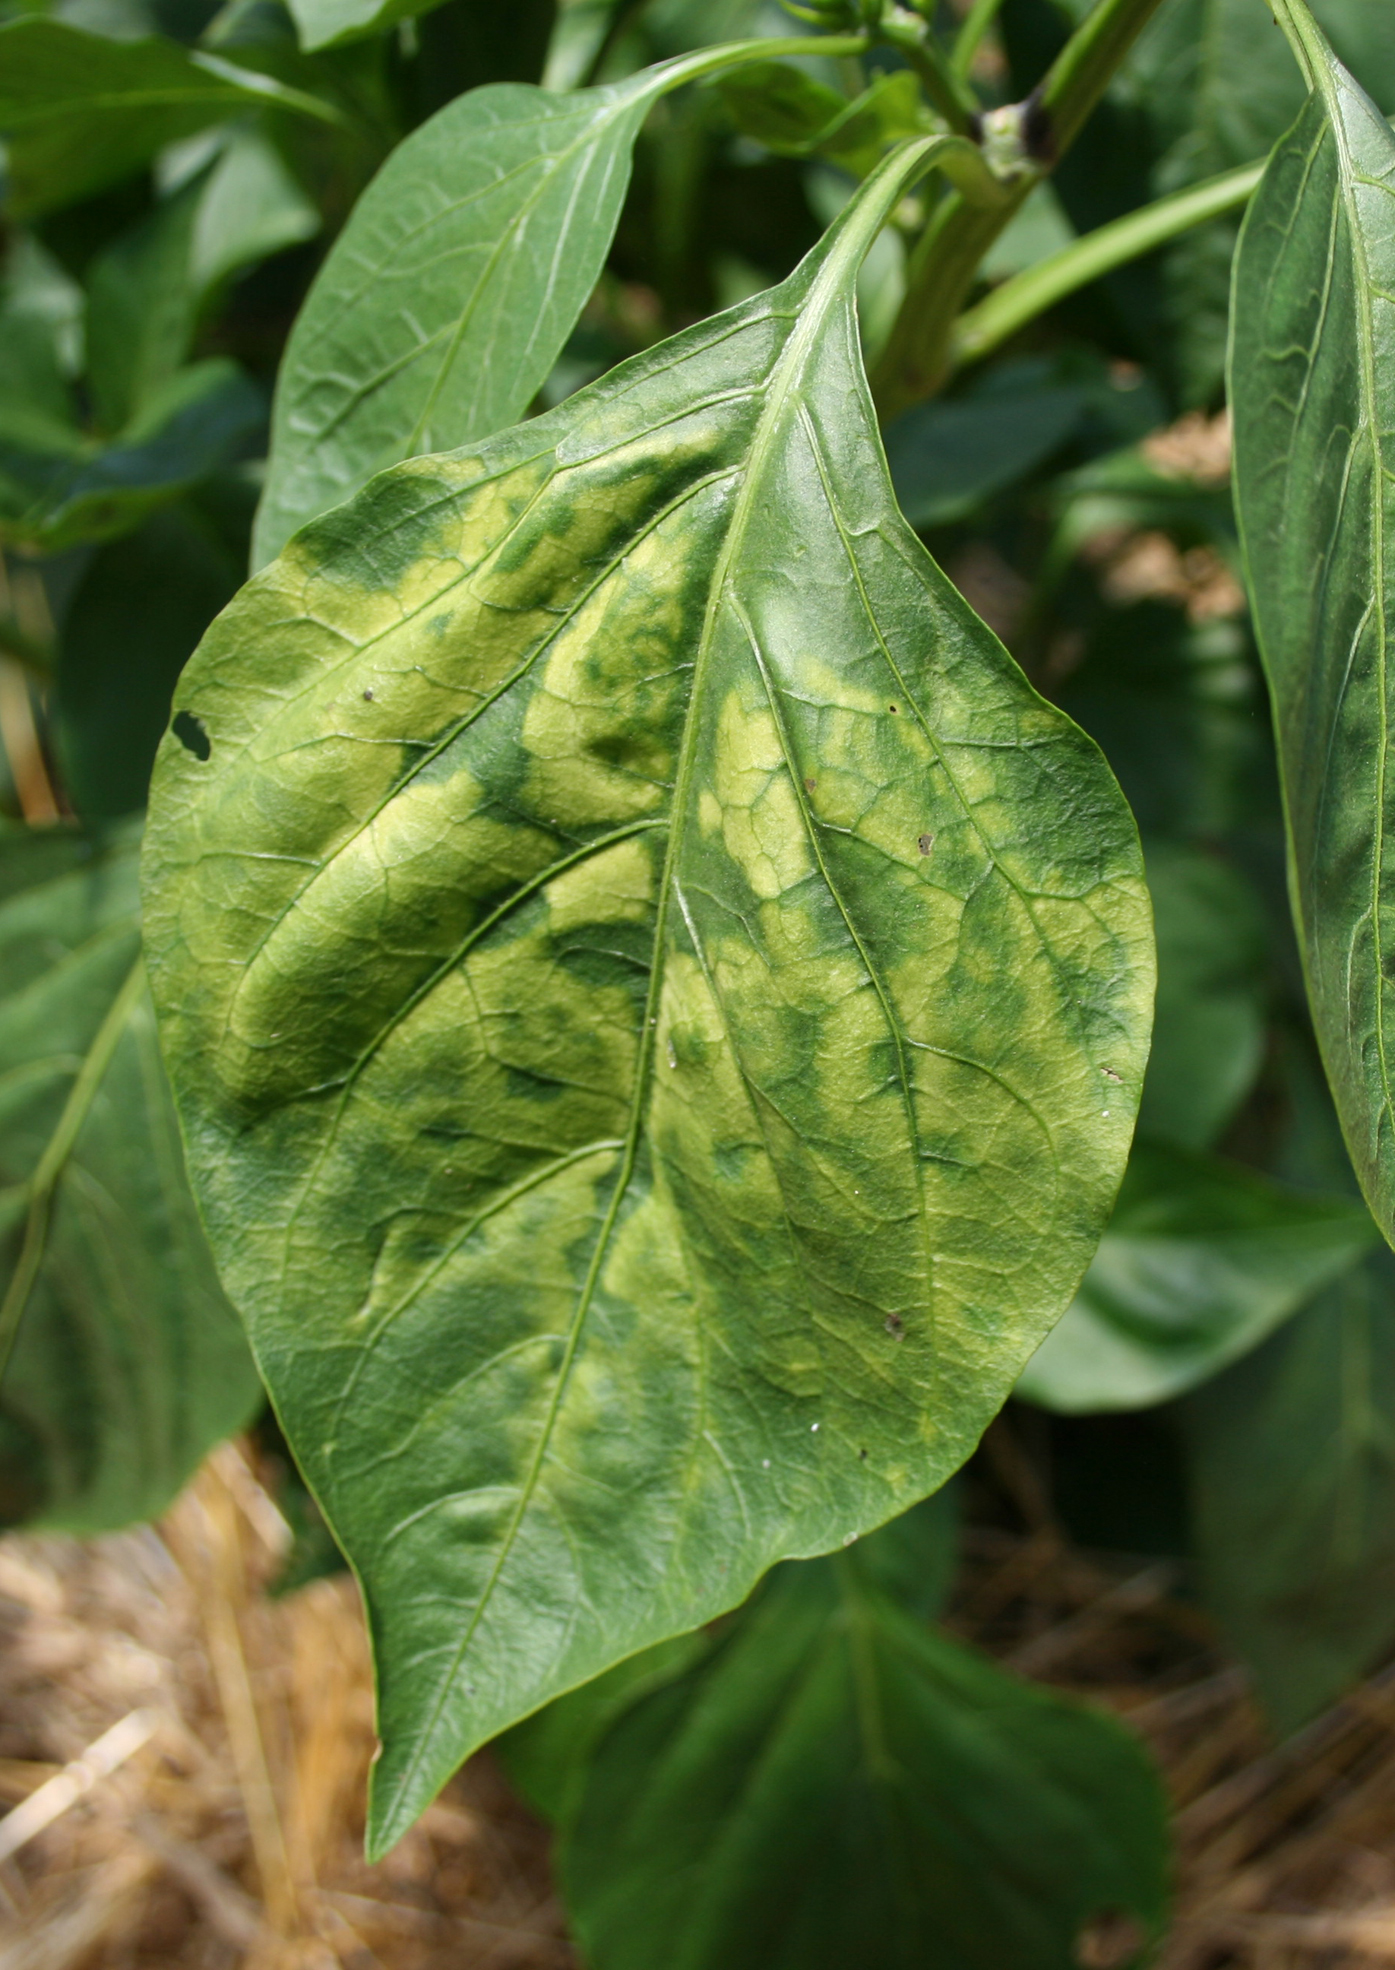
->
[951,158,1265,369]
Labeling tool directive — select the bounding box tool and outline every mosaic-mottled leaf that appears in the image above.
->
[143,149,1153,1855]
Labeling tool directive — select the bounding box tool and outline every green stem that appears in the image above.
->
[0,955,145,1391]
[870,0,1169,418]
[1033,0,1167,155]
[952,157,1264,368]
[951,0,1004,79]
[877,6,979,132]
[1267,0,1324,93]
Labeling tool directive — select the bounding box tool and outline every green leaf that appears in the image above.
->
[0,19,338,216]
[1183,1247,1395,1731]
[54,491,252,820]
[86,134,321,433]
[143,145,1153,1853]
[1016,1142,1377,1412]
[555,1554,1169,1970]
[252,64,668,566]
[884,354,1161,532]
[1229,19,1395,1254]
[499,1485,960,1826]
[718,64,923,181]
[1137,840,1267,1152]
[252,37,872,567]
[0,825,261,1534]
[285,0,552,53]
[0,356,264,553]
[1001,0,1395,401]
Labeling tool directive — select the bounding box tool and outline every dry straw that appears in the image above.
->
[1,1434,1394,1968]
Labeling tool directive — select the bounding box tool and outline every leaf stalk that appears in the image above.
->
[870,0,1171,418]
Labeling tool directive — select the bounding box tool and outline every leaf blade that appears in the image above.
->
[145,151,1154,1852]
[1229,29,1395,1250]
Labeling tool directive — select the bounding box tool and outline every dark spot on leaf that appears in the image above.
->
[1074,1910,1146,1969]
[172,710,211,761]
[363,688,374,701]
[805,777,817,791]
[888,702,899,713]
[1101,1066,1122,1083]
[859,1448,868,1460]
[884,1314,904,1339]
[917,834,934,856]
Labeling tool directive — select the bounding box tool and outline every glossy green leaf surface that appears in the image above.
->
[253,61,676,567]
[1184,1248,1395,1731]
[0,827,261,1533]
[0,20,334,216]
[1016,1142,1377,1412]
[144,152,1153,1853]
[554,1550,1169,1970]
[1229,26,1395,1253]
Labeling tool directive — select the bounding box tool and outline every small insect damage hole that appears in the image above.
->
[1074,1910,1146,1969]
[1101,1065,1122,1083]
[917,834,935,857]
[172,710,211,761]
[884,1313,904,1339]
[362,687,374,702]
[888,702,899,713]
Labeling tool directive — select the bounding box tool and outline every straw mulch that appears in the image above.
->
[2,1440,1395,1970]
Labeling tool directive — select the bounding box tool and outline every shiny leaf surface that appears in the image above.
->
[1230,20,1395,1251]
[555,1549,1169,1970]
[1016,1143,1377,1411]
[0,827,261,1532]
[144,151,1153,1853]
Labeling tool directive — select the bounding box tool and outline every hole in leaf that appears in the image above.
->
[917,834,935,856]
[884,1313,904,1339]
[888,702,899,713]
[172,710,211,761]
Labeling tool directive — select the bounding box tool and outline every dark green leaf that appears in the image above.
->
[253,57,700,565]
[1184,1247,1395,1731]
[718,64,923,181]
[0,19,336,216]
[85,134,320,432]
[0,356,264,552]
[885,355,1162,531]
[0,825,261,1533]
[500,1484,960,1826]
[556,1556,1169,1970]
[1229,21,1395,1252]
[1137,840,1267,1152]
[54,491,252,820]
[143,150,1154,1852]
[1016,1142,1377,1411]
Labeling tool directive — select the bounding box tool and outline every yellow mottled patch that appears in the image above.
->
[548,836,657,935]
[699,790,722,836]
[712,690,812,901]
[521,515,688,827]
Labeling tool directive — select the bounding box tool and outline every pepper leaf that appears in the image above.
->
[1230,9,1395,1251]
[143,146,1153,1854]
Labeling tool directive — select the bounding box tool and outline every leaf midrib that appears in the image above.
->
[376,163,924,1834]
